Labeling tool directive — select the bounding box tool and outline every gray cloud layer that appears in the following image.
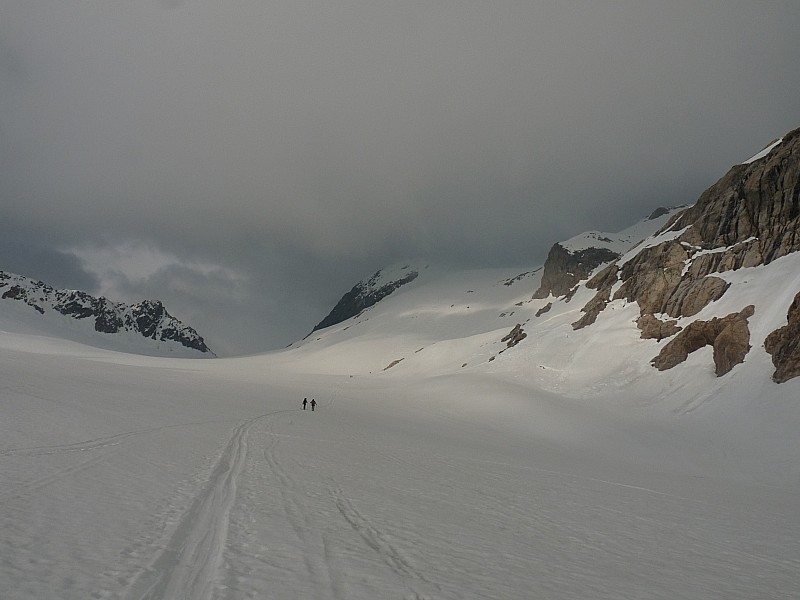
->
[2,1,800,354]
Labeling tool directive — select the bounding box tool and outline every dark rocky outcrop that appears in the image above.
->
[647,206,671,220]
[2,284,45,314]
[533,244,620,299]
[501,324,527,348]
[571,262,624,330]
[636,314,681,341]
[93,298,124,333]
[651,306,754,376]
[383,358,404,371]
[764,291,800,383]
[313,267,419,333]
[572,286,611,330]
[503,268,540,286]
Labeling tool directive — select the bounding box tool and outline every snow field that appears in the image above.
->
[1,333,799,599]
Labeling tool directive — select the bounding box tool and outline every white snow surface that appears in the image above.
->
[2,249,800,598]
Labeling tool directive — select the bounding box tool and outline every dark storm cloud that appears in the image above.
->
[2,1,800,353]
[0,234,100,292]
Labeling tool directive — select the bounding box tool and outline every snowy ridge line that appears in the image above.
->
[123,408,298,600]
[0,269,213,356]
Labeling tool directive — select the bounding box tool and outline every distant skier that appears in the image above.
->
[302,397,308,410]
[310,398,317,412]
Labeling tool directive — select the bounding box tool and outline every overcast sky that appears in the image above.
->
[2,1,800,355]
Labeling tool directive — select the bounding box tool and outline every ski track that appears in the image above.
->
[329,485,443,600]
[260,414,346,600]
[122,409,294,600]
[120,393,350,600]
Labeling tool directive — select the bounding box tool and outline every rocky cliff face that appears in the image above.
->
[574,126,800,379]
[312,266,419,333]
[671,131,800,267]
[533,208,679,301]
[0,271,213,355]
[532,244,620,300]
[764,291,800,383]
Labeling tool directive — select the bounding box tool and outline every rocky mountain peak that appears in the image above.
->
[311,265,420,333]
[0,270,213,356]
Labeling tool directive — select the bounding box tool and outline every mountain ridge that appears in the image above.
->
[0,270,213,356]
[299,125,800,385]
[310,264,422,334]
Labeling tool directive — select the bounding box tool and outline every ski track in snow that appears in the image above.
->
[122,409,295,600]
[259,411,346,600]
[220,391,447,600]
[329,485,444,600]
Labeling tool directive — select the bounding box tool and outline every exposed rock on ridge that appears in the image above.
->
[312,266,419,333]
[671,128,800,267]
[0,271,213,355]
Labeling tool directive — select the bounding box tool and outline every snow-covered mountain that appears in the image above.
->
[310,263,421,333]
[2,128,799,600]
[0,270,213,357]
[299,126,800,388]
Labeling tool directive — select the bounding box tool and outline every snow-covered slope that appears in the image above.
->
[288,245,799,421]
[2,280,799,599]
[290,207,681,376]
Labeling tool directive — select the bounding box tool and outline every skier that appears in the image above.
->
[302,397,308,410]
[310,398,317,411]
